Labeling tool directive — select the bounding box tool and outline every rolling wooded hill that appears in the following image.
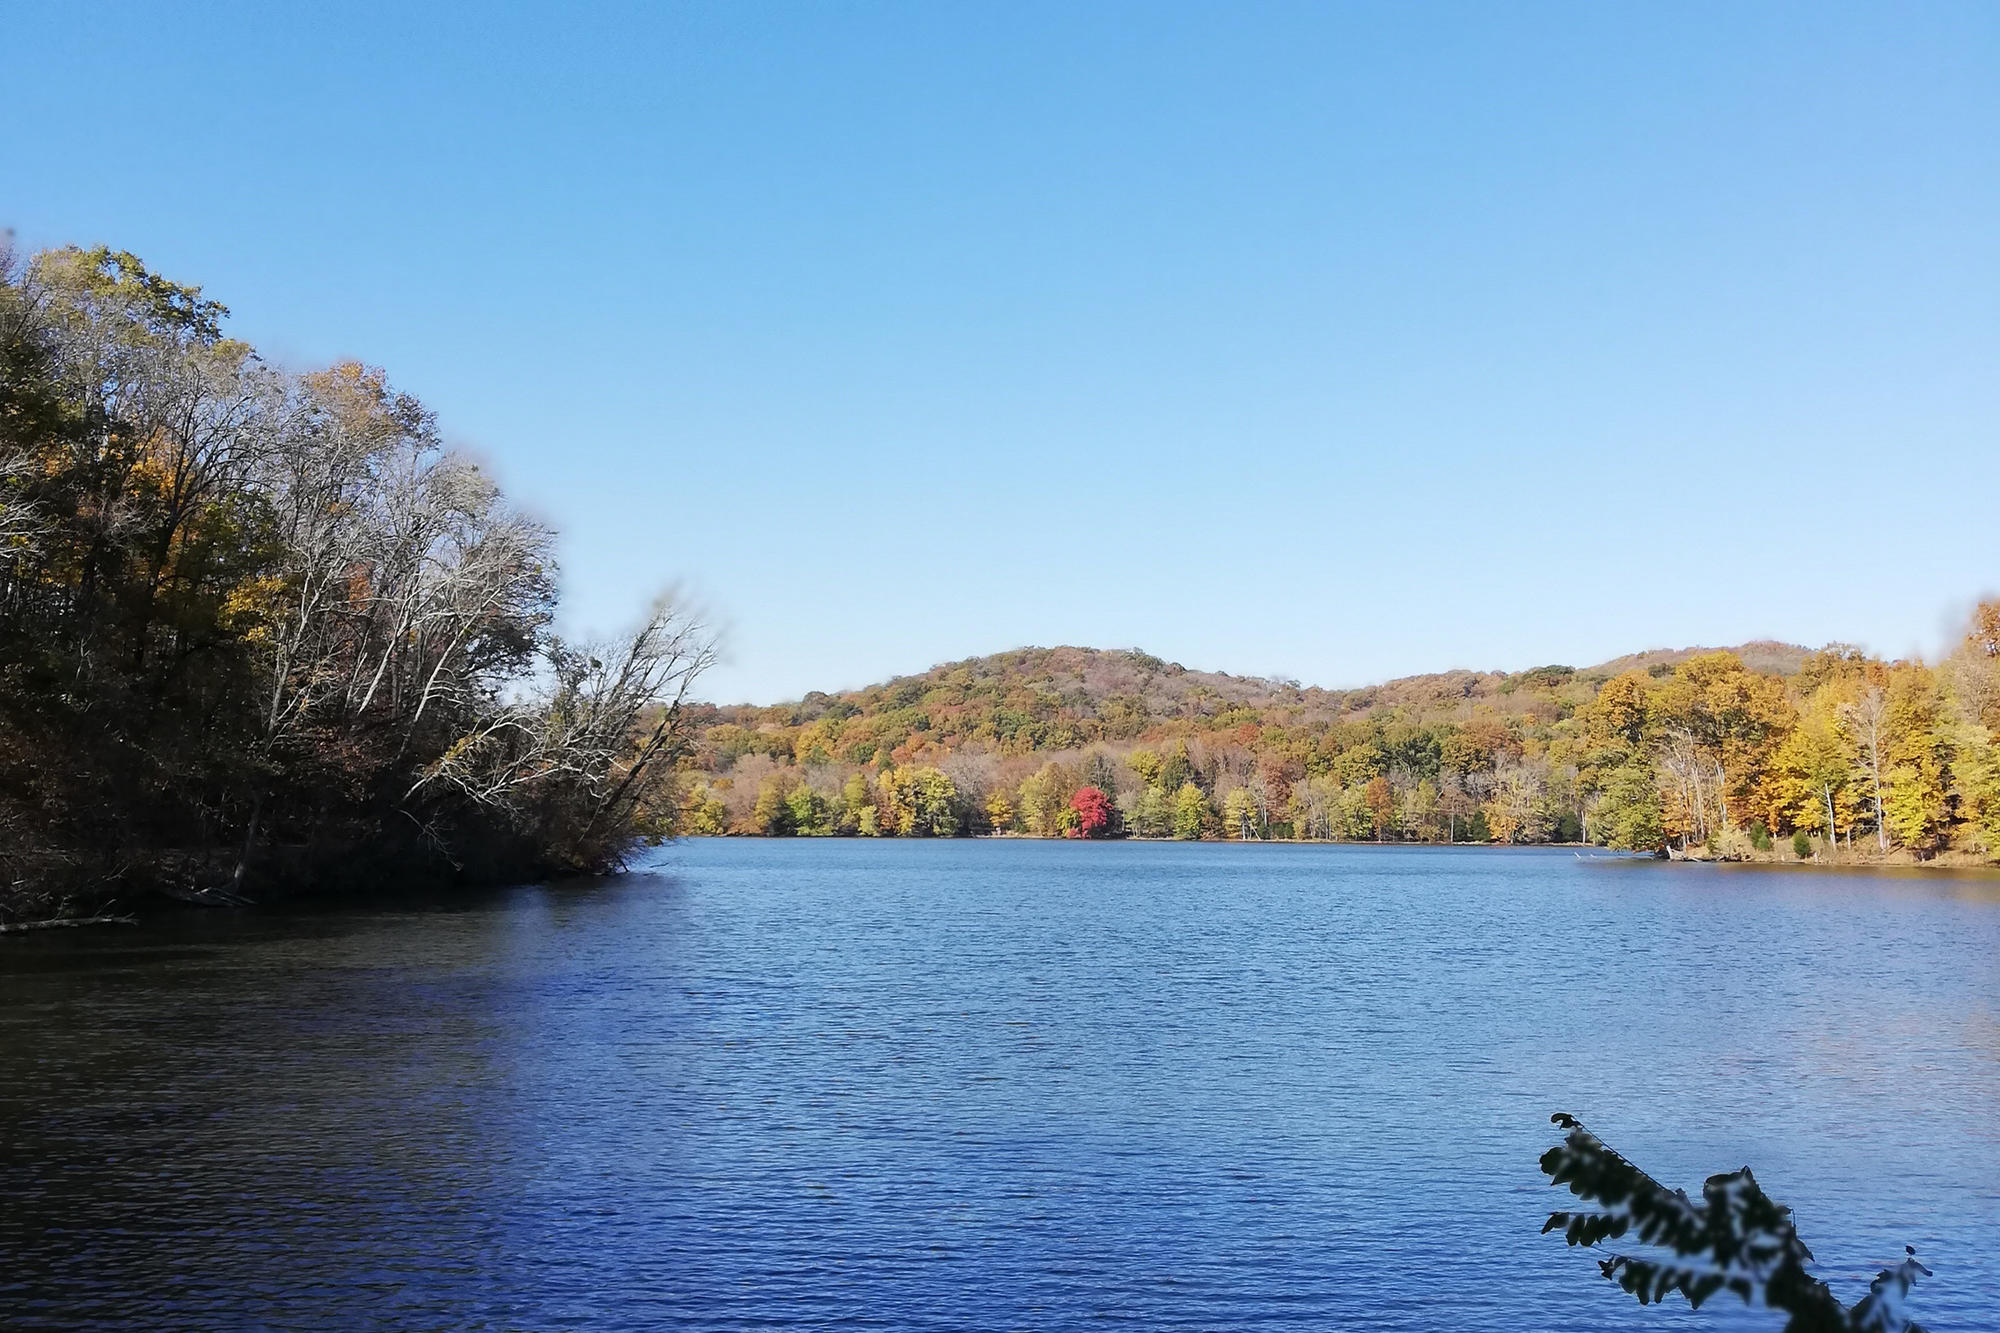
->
[689,640,1814,761]
[671,635,2000,854]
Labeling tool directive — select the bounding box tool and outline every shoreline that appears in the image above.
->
[13,836,1995,934]
[674,832,2000,872]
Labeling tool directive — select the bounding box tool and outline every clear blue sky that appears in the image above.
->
[8,2,1996,702]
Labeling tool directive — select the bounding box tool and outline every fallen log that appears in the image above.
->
[0,914,139,934]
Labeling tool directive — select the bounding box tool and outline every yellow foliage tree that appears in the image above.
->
[1767,692,1861,844]
[877,765,959,837]
[1584,671,1652,747]
[1016,761,1077,836]
[984,789,1015,834]
[1882,666,1952,855]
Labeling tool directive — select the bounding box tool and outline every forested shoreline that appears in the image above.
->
[3,237,1995,931]
[681,623,2000,865]
[0,240,713,922]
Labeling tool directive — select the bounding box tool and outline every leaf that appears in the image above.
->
[1537,1114,1921,1329]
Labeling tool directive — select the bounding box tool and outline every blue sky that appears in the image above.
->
[7,2,1996,702]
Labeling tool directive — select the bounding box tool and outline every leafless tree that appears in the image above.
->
[408,592,718,870]
[1840,685,1890,851]
[1660,727,1724,849]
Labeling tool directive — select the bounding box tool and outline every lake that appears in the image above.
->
[2,839,1996,1330]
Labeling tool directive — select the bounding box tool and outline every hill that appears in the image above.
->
[689,640,1812,750]
[674,638,1930,849]
[1578,640,1812,681]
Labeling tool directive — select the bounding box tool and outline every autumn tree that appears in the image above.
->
[1068,785,1113,838]
[1399,777,1441,842]
[1585,671,1653,748]
[877,765,959,836]
[1364,774,1395,841]
[1171,782,1210,840]
[0,240,716,915]
[1017,760,1079,837]
[1594,761,1665,853]
[679,782,729,836]
[1968,601,2000,661]
[1083,750,1120,801]
[1125,748,1164,788]
[1768,692,1861,847]
[840,771,874,834]
[1880,666,1952,856]
[1485,761,1549,845]
[1128,783,1174,838]
[663,597,2000,862]
[1946,605,2000,852]
[1840,681,1892,852]
[1221,786,1263,840]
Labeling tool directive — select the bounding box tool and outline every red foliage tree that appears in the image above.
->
[1069,786,1113,838]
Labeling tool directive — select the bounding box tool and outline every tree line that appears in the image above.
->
[0,239,713,921]
[682,629,2000,862]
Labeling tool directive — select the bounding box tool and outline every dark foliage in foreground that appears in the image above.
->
[1541,1113,1931,1331]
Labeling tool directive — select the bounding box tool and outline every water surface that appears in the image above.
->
[3,840,1996,1329]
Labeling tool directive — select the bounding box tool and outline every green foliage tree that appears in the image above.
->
[1084,750,1120,801]
[680,783,730,836]
[878,765,959,836]
[1130,784,1173,838]
[1171,782,1210,840]
[785,783,833,836]
[753,775,798,835]
[1126,748,1164,789]
[1594,761,1665,853]
[840,771,873,833]
[1221,787,1263,840]
[1016,761,1078,836]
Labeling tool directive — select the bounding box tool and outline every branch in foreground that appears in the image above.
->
[1540,1112,1931,1332]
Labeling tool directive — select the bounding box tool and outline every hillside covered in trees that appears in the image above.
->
[680,623,2000,863]
[0,240,713,923]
